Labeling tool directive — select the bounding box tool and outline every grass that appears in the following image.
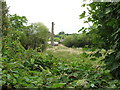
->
[44,45,117,88]
[46,45,102,68]
[47,45,90,58]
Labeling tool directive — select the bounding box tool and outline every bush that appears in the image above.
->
[54,37,61,42]
[2,36,55,88]
[62,35,75,47]
[8,14,49,51]
[80,2,120,79]
[62,34,92,48]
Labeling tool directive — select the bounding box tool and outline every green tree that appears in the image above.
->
[62,33,91,47]
[9,14,28,31]
[80,2,120,79]
[58,31,65,35]
[1,1,9,36]
[6,13,49,51]
[20,22,49,51]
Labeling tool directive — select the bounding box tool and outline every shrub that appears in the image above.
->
[80,2,120,79]
[2,36,55,88]
[8,14,49,51]
[62,35,75,47]
[62,34,92,48]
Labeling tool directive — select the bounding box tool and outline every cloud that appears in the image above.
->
[6,0,89,34]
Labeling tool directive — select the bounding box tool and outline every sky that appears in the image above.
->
[6,0,90,34]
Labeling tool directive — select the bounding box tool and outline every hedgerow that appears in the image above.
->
[62,34,92,48]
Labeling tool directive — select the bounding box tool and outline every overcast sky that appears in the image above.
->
[6,0,89,34]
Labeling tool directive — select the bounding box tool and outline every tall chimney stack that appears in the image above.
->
[51,22,54,46]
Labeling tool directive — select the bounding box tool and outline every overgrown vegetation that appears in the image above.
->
[2,41,120,88]
[1,0,120,89]
[9,14,49,51]
[79,2,120,79]
[62,33,92,48]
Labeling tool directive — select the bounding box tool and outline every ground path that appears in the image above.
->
[47,44,84,55]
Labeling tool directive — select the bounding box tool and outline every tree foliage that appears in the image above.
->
[80,2,120,79]
[22,22,49,51]
[62,34,92,48]
[9,14,28,31]
[1,1,120,89]
[1,1,9,36]
[6,14,49,51]
[58,31,65,35]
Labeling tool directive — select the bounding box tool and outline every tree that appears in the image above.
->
[80,2,120,79]
[58,31,65,35]
[9,14,28,31]
[20,22,49,51]
[62,33,91,47]
[1,1,9,36]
